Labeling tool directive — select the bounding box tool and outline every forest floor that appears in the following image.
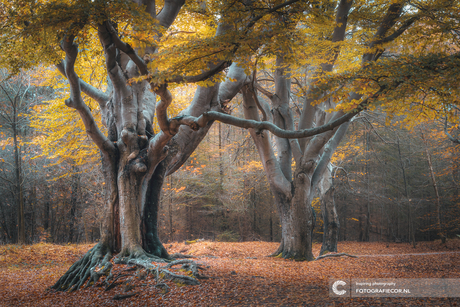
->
[0,240,460,306]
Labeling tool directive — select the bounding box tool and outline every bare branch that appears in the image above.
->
[444,117,460,144]
[381,16,419,44]
[175,87,384,143]
[251,70,269,122]
[154,84,173,134]
[174,105,357,139]
[104,22,149,76]
[311,121,351,189]
[0,84,14,123]
[255,83,274,99]
[315,252,358,260]
[364,2,405,61]
[166,60,232,83]
[0,174,16,186]
[243,0,302,35]
[292,77,307,96]
[55,62,109,106]
[61,35,115,155]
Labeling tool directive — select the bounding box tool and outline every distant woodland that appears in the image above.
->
[1,70,459,246]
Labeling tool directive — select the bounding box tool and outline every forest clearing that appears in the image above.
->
[1,240,459,306]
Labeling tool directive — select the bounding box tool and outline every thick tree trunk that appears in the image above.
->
[100,151,120,252]
[278,197,315,260]
[242,80,317,261]
[270,167,316,261]
[142,160,169,258]
[117,164,144,256]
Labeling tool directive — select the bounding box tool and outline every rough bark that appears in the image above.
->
[242,82,315,260]
[52,1,256,290]
[142,160,169,258]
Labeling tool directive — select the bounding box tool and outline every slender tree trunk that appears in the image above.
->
[218,122,224,189]
[0,201,12,242]
[68,166,80,243]
[364,129,370,242]
[29,186,37,242]
[396,135,416,247]
[269,213,273,242]
[421,128,446,243]
[319,168,340,254]
[320,186,339,254]
[341,198,347,241]
[43,188,50,241]
[13,106,25,244]
[168,175,174,242]
[359,205,364,241]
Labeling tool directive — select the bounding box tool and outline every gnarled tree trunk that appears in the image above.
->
[51,1,251,288]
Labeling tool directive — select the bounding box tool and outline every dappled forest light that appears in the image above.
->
[1,0,460,304]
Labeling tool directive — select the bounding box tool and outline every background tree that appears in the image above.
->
[0,69,50,244]
[334,111,460,244]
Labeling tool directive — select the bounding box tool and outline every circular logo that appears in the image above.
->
[332,280,347,296]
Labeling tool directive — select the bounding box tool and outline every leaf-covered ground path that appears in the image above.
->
[1,240,459,306]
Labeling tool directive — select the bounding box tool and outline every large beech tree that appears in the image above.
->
[238,0,460,259]
[2,0,460,291]
[228,1,410,260]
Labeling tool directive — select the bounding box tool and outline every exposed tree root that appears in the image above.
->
[155,282,170,294]
[51,244,206,294]
[170,252,195,259]
[104,273,133,291]
[165,259,207,279]
[50,243,112,292]
[268,240,284,257]
[315,252,358,261]
[114,252,205,287]
[114,246,168,265]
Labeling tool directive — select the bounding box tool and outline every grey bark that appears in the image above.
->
[238,0,412,260]
[319,167,339,255]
